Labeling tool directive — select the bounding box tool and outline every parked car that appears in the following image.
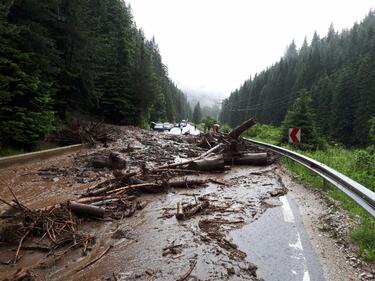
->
[153,123,164,132]
[163,122,173,131]
[180,120,187,127]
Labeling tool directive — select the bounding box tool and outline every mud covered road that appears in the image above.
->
[0,127,373,281]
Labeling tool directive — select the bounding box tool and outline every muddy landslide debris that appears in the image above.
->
[0,118,276,280]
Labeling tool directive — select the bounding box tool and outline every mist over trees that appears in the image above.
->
[192,102,202,124]
[0,0,190,148]
[220,11,375,147]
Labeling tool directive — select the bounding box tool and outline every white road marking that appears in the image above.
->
[281,195,312,281]
[303,270,311,281]
[280,195,295,223]
[289,231,303,251]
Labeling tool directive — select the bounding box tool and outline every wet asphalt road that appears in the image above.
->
[167,125,326,281]
[231,194,325,281]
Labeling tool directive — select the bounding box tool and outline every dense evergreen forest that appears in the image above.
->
[0,0,191,148]
[220,11,375,147]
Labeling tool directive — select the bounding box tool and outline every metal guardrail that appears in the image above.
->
[245,138,375,218]
[0,144,83,169]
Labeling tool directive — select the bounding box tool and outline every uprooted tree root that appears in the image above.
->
[0,201,94,265]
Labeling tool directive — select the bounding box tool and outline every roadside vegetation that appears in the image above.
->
[244,120,375,260]
[284,148,375,260]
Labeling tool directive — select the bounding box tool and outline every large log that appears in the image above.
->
[223,151,243,164]
[188,157,225,171]
[227,118,256,139]
[106,183,161,195]
[68,201,105,218]
[151,143,224,171]
[77,196,108,204]
[90,199,120,207]
[232,153,268,166]
[169,179,207,188]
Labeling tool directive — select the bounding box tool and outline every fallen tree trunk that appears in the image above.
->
[188,157,225,171]
[223,151,243,164]
[68,201,105,218]
[107,183,162,196]
[227,118,256,140]
[151,143,224,171]
[90,199,120,207]
[169,179,207,188]
[77,195,109,204]
[225,152,268,166]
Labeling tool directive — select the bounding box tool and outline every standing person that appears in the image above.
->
[212,124,219,133]
[215,124,220,133]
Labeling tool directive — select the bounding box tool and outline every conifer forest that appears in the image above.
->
[0,0,191,148]
[220,12,375,147]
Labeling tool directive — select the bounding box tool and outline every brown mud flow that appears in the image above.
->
[0,120,290,280]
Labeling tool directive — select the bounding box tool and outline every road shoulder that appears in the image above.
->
[278,166,374,281]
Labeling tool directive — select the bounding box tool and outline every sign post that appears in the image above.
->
[289,128,301,143]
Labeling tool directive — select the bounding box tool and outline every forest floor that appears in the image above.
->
[0,127,374,280]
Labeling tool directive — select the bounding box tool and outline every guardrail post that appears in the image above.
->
[322,179,329,192]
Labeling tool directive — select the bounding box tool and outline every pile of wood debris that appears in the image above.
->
[0,118,273,280]
[48,120,122,146]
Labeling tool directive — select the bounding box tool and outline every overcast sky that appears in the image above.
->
[126,0,374,99]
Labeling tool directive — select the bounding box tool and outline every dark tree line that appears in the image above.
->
[220,11,375,147]
[0,0,191,148]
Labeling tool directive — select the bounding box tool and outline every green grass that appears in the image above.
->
[243,123,283,144]
[245,123,375,260]
[284,148,375,260]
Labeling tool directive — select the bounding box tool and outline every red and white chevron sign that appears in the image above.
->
[289,128,301,143]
